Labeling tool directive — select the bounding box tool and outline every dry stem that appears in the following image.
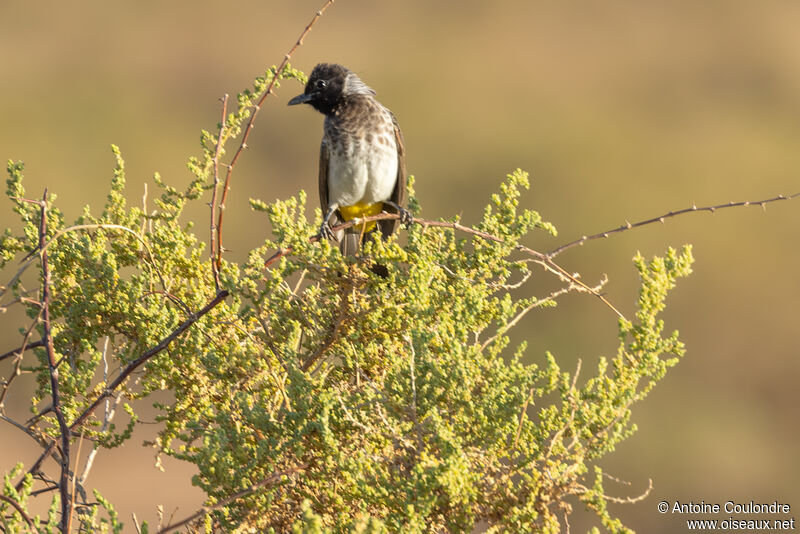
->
[215,0,336,270]
[547,192,799,258]
[35,190,73,533]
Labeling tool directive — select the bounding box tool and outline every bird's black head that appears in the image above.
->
[287,63,375,116]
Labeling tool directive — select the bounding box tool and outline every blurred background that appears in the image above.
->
[1,1,798,532]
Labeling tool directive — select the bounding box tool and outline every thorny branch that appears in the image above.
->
[209,94,229,292]
[480,282,584,353]
[215,0,336,271]
[575,476,653,505]
[547,191,800,258]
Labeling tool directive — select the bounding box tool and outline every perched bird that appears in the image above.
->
[288,63,411,263]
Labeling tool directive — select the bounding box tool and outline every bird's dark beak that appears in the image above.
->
[288,93,313,106]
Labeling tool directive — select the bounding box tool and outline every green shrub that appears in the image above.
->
[1,64,692,533]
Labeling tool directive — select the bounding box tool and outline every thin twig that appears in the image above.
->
[0,286,42,313]
[155,464,308,534]
[479,284,578,353]
[0,494,35,529]
[69,428,86,528]
[575,477,653,504]
[17,290,229,492]
[0,413,49,449]
[78,337,119,486]
[547,192,800,258]
[216,0,335,270]
[25,404,53,428]
[35,190,73,533]
[0,340,44,363]
[210,93,228,292]
[0,312,43,410]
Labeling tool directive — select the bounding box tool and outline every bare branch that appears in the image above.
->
[0,340,44,364]
[575,476,653,505]
[216,0,335,270]
[35,190,73,533]
[210,94,228,292]
[547,192,800,258]
[78,337,120,486]
[0,413,49,450]
[263,189,797,317]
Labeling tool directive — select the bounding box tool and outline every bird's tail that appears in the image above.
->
[339,226,389,277]
[339,227,363,257]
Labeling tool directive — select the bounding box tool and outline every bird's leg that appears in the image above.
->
[384,200,413,226]
[318,205,338,241]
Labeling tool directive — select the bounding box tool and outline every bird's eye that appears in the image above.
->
[315,79,327,90]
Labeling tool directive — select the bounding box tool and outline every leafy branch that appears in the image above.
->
[17,289,229,495]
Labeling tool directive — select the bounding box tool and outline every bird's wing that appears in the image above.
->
[319,138,330,213]
[319,138,344,243]
[380,112,407,239]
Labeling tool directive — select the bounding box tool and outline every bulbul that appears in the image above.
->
[288,63,411,262]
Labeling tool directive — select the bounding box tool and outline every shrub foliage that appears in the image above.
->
[0,64,692,533]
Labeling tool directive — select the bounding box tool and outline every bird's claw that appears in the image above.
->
[317,223,336,242]
[385,200,413,227]
[397,206,413,227]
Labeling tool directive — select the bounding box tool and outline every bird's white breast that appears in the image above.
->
[324,111,398,208]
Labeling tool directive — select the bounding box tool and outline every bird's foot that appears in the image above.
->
[317,222,336,242]
[385,201,413,227]
[397,206,413,226]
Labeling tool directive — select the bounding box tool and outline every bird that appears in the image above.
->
[287,63,411,267]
